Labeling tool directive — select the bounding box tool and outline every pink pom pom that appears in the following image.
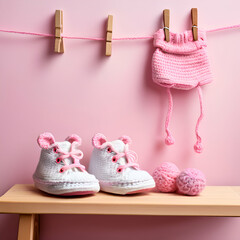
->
[152,162,180,193]
[165,135,175,145]
[176,168,206,196]
[194,142,203,153]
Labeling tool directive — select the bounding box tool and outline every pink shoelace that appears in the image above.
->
[53,142,86,173]
[107,144,140,173]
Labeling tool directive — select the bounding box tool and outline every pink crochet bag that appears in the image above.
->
[152,29,212,153]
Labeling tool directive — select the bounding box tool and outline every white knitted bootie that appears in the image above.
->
[88,133,155,195]
[33,132,100,196]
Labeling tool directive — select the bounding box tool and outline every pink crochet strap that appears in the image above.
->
[165,88,175,145]
[194,86,204,153]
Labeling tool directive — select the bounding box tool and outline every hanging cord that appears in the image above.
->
[165,88,175,145]
[0,29,153,41]
[0,24,239,41]
[206,24,240,33]
[194,86,204,153]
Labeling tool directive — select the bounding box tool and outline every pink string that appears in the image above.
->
[0,24,238,41]
[62,35,104,41]
[106,143,140,173]
[55,142,86,173]
[114,150,140,172]
[194,86,204,153]
[165,88,175,145]
[113,36,153,40]
[0,29,152,41]
[206,24,240,33]
[0,29,54,37]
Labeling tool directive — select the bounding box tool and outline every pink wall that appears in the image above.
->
[0,0,240,239]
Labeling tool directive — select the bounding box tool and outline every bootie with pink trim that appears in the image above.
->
[33,132,100,196]
[88,133,155,195]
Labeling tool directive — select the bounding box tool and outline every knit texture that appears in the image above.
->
[152,29,212,90]
[153,162,180,192]
[33,133,100,195]
[152,29,212,153]
[88,133,155,195]
[176,168,206,196]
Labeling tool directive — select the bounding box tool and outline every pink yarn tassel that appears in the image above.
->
[165,88,175,145]
[194,86,204,153]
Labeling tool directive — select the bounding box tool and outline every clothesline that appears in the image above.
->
[0,24,239,41]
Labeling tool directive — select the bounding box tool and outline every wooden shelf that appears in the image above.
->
[0,184,240,216]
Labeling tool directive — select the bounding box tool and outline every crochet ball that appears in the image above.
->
[153,162,180,192]
[176,168,206,196]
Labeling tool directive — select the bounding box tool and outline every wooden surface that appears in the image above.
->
[54,10,64,53]
[18,214,39,240]
[163,9,170,42]
[191,8,198,41]
[105,15,113,56]
[0,185,240,216]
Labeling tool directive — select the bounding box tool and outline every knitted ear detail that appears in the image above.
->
[92,133,107,149]
[66,134,82,144]
[119,135,132,145]
[37,132,55,149]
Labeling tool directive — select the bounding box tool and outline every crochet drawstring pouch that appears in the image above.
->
[152,29,212,153]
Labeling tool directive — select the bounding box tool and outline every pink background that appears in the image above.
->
[0,0,240,239]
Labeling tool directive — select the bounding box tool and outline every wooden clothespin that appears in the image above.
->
[163,9,170,42]
[191,8,198,41]
[106,15,113,56]
[54,10,64,53]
